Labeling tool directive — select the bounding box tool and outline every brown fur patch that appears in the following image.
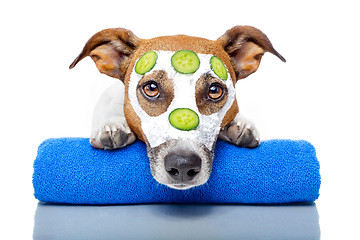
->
[221,100,239,128]
[195,73,228,115]
[136,70,174,117]
[124,101,145,142]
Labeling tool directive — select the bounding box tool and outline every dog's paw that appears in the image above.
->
[90,118,136,150]
[220,117,260,148]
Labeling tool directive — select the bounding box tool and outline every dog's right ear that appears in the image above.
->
[69,28,140,81]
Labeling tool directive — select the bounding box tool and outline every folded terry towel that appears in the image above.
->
[33,138,320,204]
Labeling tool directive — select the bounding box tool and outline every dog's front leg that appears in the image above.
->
[90,82,136,150]
[219,113,260,148]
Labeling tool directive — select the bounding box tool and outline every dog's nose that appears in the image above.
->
[164,152,201,181]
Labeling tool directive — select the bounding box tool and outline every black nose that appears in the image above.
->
[164,152,202,181]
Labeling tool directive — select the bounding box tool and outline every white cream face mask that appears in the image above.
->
[128,50,236,150]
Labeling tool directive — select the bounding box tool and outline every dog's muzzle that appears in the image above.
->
[147,139,213,190]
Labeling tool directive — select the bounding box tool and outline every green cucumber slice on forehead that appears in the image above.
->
[210,56,228,81]
[135,51,158,75]
[171,50,200,74]
[169,108,199,131]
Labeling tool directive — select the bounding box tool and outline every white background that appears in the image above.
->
[1,0,359,239]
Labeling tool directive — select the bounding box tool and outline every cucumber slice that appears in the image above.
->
[135,51,157,75]
[210,56,228,81]
[171,50,200,74]
[169,108,199,131]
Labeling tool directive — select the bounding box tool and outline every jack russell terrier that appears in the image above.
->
[70,26,285,190]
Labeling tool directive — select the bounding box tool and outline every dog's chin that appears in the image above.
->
[167,184,195,190]
[156,176,210,190]
[151,170,210,190]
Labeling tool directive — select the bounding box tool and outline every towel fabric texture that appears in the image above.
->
[33,138,320,204]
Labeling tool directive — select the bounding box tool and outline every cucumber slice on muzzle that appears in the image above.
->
[169,108,199,131]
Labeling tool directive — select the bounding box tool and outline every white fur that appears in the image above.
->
[91,83,126,131]
[90,83,136,149]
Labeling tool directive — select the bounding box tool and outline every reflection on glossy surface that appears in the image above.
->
[33,203,320,239]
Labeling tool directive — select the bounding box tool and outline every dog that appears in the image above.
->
[69,26,285,190]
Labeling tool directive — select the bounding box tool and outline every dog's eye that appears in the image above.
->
[143,82,159,97]
[208,84,223,100]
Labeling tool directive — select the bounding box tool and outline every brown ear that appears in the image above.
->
[217,26,286,80]
[69,28,140,81]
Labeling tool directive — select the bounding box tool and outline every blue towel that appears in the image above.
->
[33,138,320,204]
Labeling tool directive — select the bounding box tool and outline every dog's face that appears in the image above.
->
[127,42,237,189]
[70,26,285,189]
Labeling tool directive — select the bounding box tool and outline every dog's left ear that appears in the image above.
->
[69,28,140,81]
[217,26,286,80]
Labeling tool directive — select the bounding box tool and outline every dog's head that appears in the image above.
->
[70,26,285,189]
